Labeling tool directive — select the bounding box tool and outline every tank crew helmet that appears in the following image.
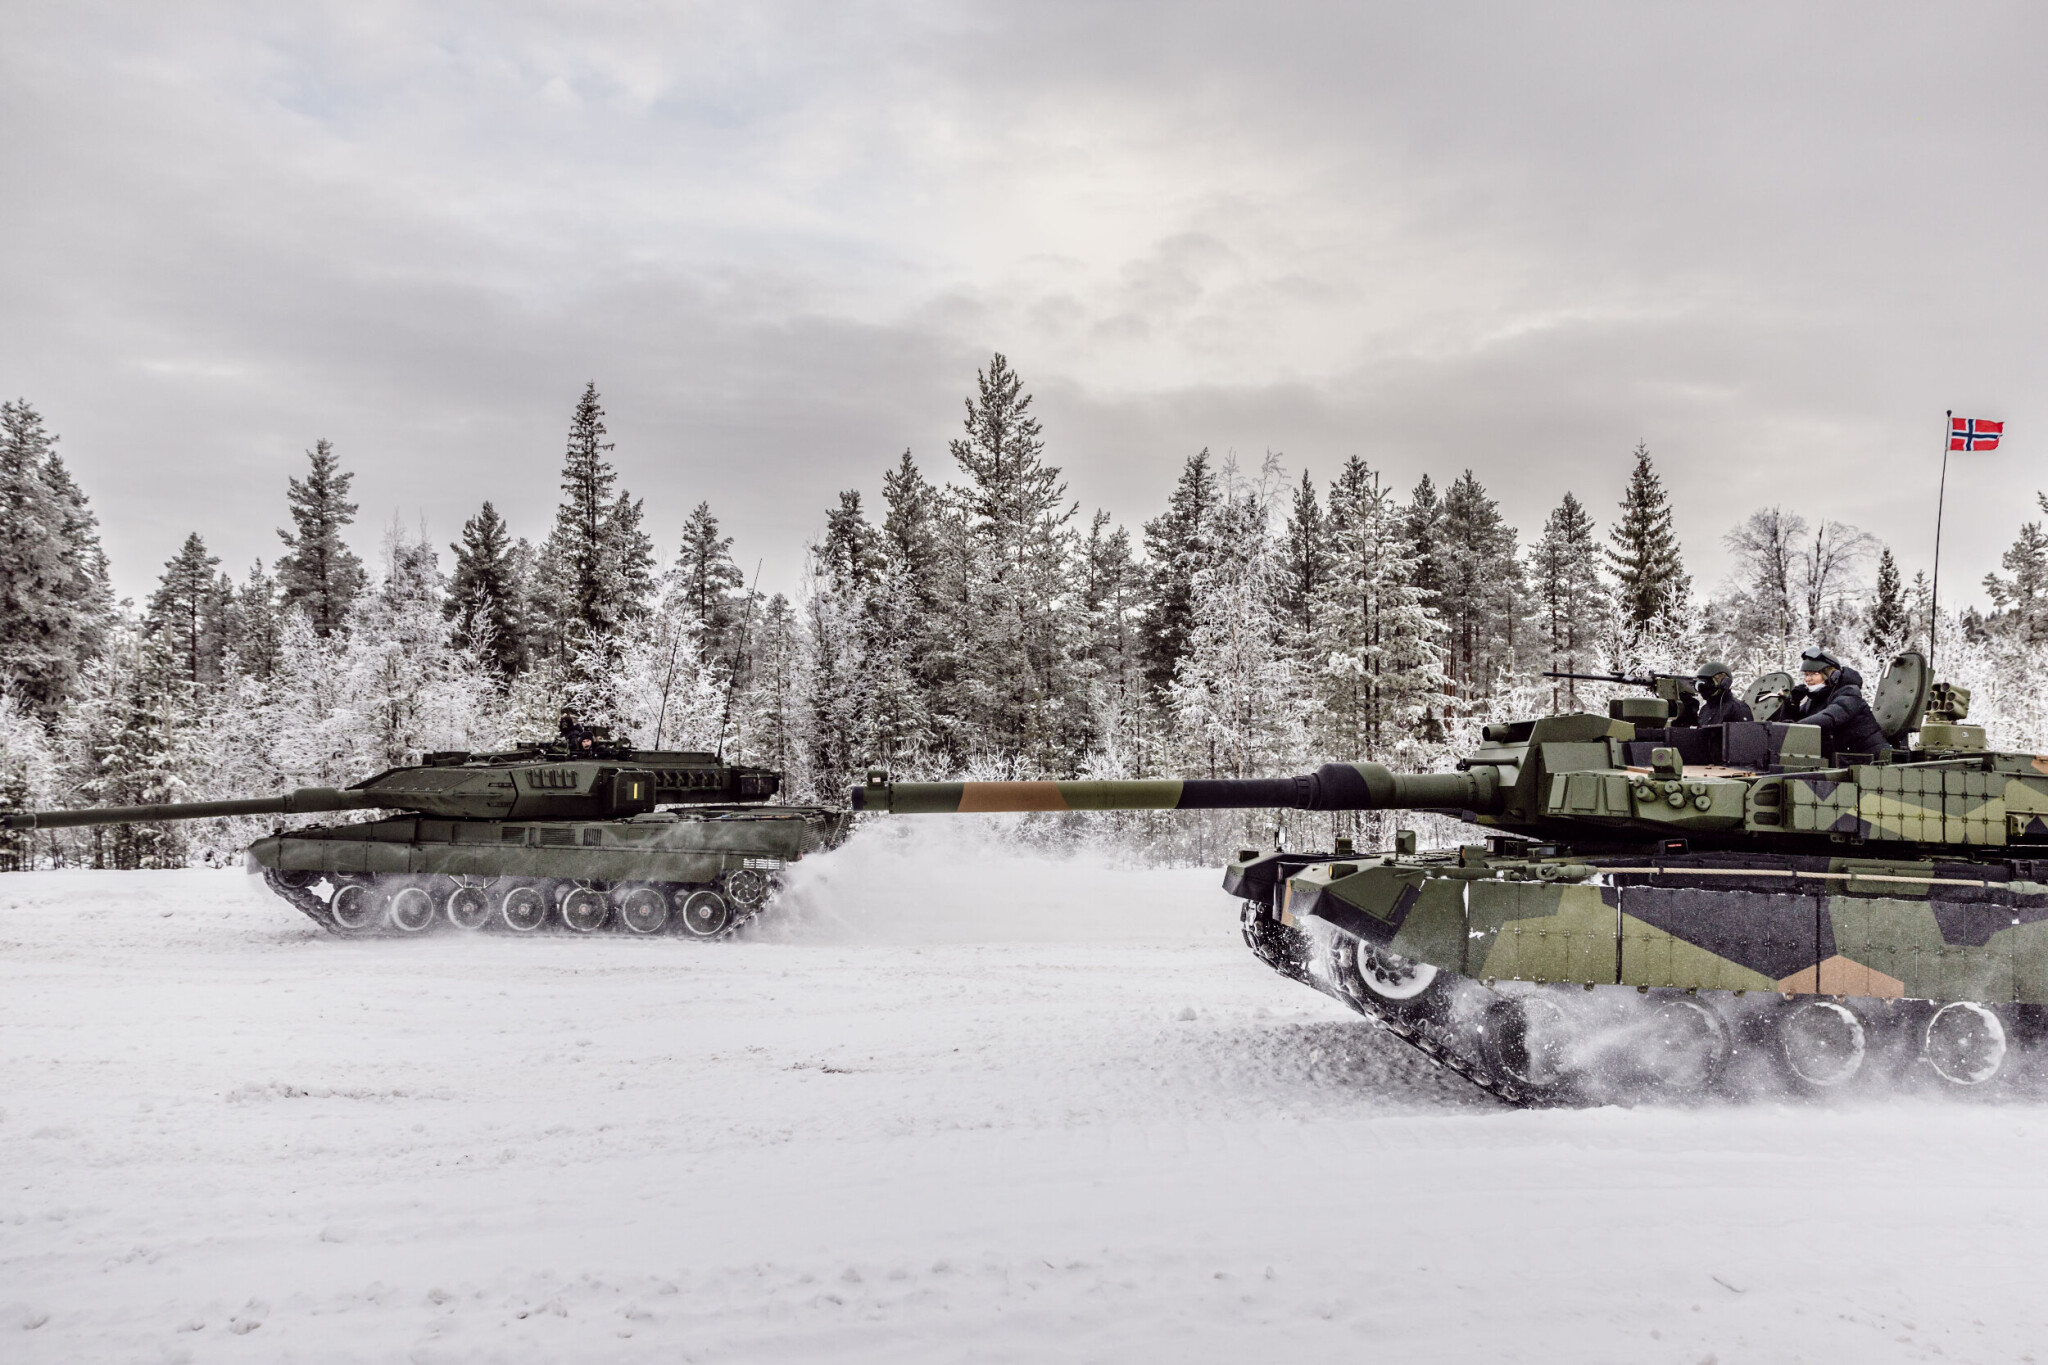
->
[1695,660,1734,695]
[1799,647,1841,679]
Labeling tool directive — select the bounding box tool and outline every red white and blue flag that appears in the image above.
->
[1951,416,2005,451]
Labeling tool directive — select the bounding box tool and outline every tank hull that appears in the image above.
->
[1230,846,2048,1102]
[249,805,850,938]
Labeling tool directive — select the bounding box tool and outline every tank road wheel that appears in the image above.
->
[679,889,733,938]
[1334,937,1448,1022]
[443,881,491,931]
[1635,997,1734,1095]
[388,885,436,934]
[1776,999,1868,1092]
[1924,1002,2008,1087]
[330,881,383,933]
[498,883,548,934]
[721,868,771,912]
[617,885,672,935]
[561,885,610,934]
[1481,995,1579,1094]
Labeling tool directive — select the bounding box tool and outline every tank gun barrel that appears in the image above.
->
[851,763,1501,815]
[0,786,380,833]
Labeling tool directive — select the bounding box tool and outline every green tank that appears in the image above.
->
[854,651,2048,1101]
[0,738,850,938]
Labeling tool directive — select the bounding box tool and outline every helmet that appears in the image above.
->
[1695,659,1733,681]
[1799,647,1841,674]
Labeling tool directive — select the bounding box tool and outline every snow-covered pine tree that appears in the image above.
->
[1606,442,1690,640]
[1402,473,1448,638]
[946,354,1085,774]
[79,634,193,869]
[1079,509,1151,777]
[1863,546,1911,659]
[872,451,952,771]
[0,400,114,718]
[736,592,805,781]
[0,693,57,870]
[1278,468,1327,648]
[228,562,284,682]
[275,438,367,637]
[532,384,655,720]
[801,491,880,798]
[446,501,527,679]
[666,501,744,662]
[1717,508,1804,669]
[1438,470,1525,710]
[1314,456,1446,765]
[1529,491,1610,708]
[1141,450,1217,700]
[1982,494,2048,645]
[145,533,229,686]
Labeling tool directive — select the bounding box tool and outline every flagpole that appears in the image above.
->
[1931,409,1952,671]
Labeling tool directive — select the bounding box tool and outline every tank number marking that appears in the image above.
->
[524,768,581,790]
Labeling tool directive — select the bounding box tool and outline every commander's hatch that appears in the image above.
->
[1872,649,1930,745]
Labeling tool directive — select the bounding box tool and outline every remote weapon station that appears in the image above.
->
[855,652,2048,1101]
[0,737,850,939]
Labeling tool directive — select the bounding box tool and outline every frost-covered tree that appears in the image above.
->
[275,438,367,637]
[1314,456,1445,763]
[1438,469,1524,707]
[1142,450,1217,698]
[1606,442,1690,639]
[1278,468,1327,647]
[1719,508,1804,662]
[1529,492,1609,706]
[1080,509,1150,775]
[532,384,655,717]
[145,533,228,686]
[78,635,192,869]
[228,562,284,682]
[0,400,114,717]
[446,501,527,679]
[1863,546,1912,659]
[1983,493,2048,645]
[666,501,745,662]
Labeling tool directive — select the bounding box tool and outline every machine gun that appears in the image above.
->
[1541,669,1700,723]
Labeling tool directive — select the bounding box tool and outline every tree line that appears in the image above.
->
[0,363,2039,866]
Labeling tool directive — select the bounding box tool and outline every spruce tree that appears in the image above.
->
[446,501,527,678]
[1530,492,1609,706]
[1982,493,2048,644]
[276,438,367,636]
[1438,470,1523,707]
[0,400,114,718]
[535,383,655,670]
[1141,450,1217,697]
[1863,546,1911,659]
[145,533,227,685]
[667,500,744,659]
[1402,473,1447,618]
[1605,442,1690,638]
[1278,468,1327,645]
[230,562,284,681]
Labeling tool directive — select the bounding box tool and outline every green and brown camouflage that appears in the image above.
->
[0,742,849,938]
[856,651,2048,1099]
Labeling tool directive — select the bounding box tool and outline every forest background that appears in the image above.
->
[0,357,2039,867]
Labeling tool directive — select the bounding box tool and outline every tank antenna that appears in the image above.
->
[716,560,763,763]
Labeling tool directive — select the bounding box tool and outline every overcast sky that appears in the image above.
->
[4,1,2043,618]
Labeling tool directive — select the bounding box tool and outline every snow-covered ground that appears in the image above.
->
[5,823,2048,1363]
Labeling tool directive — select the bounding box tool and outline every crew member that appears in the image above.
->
[1690,660,1753,726]
[1781,647,1889,758]
[557,709,598,756]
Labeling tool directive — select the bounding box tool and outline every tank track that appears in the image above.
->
[263,870,777,941]
[1238,899,1536,1106]
[1240,895,2048,1103]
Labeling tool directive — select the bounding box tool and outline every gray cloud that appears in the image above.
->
[3,0,2043,616]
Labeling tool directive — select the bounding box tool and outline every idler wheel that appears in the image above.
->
[1481,995,1578,1091]
[618,886,671,935]
[1336,938,1447,1021]
[388,885,435,934]
[721,867,771,910]
[561,886,609,934]
[1636,997,1733,1094]
[330,882,382,932]
[499,884,548,933]
[1776,999,1867,1091]
[444,882,491,931]
[680,889,732,938]
[1924,1001,2008,1086]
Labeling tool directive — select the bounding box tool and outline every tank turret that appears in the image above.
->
[854,652,2048,1103]
[2,745,846,940]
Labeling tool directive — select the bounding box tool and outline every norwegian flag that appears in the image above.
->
[1951,416,2005,451]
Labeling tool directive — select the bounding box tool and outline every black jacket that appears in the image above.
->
[1695,687,1754,726]
[1783,667,1889,757]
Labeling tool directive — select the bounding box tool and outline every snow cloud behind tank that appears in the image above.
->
[3,2,2045,604]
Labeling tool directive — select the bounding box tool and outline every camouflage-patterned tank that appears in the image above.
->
[0,739,849,938]
[855,652,2048,1101]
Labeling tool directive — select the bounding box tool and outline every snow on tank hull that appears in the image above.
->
[1228,845,2048,1102]
[250,805,850,939]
